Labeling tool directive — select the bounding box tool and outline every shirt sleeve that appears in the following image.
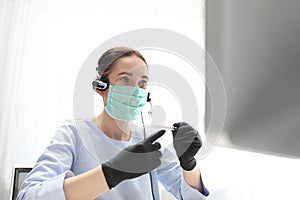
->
[16,120,78,200]
[157,148,210,200]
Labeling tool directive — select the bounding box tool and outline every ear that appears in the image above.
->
[96,89,108,106]
[96,89,106,97]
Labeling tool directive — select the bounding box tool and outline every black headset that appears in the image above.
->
[92,76,109,91]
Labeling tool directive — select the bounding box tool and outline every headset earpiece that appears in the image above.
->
[147,92,152,115]
[92,76,109,91]
[147,92,151,102]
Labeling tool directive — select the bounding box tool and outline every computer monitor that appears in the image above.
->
[205,0,300,158]
[10,166,32,200]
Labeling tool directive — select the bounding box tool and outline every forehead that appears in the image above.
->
[110,55,148,75]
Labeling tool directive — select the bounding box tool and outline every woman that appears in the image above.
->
[17,47,209,200]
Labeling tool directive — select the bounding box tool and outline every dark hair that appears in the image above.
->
[96,47,147,77]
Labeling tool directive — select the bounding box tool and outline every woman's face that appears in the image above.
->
[108,54,148,89]
[98,54,148,105]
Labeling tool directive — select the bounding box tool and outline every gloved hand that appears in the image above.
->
[172,122,202,171]
[102,130,165,189]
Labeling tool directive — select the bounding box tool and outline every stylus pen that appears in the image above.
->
[145,124,174,129]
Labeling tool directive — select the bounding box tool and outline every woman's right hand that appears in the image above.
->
[101,130,165,189]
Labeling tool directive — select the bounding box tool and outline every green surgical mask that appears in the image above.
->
[105,85,147,121]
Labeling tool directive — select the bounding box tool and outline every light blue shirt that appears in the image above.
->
[17,119,209,200]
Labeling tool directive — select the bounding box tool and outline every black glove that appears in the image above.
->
[172,122,202,171]
[102,130,165,189]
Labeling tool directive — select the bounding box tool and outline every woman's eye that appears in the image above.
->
[139,80,148,87]
[119,76,129,82]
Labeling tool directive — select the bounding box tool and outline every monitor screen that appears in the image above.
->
[11,167,32,200]
[205,0,300,158]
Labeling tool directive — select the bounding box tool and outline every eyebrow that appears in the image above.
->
[117,72,149,80]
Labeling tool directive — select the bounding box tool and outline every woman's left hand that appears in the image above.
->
[172,122,202,171]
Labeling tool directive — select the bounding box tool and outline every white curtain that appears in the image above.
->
[0,0,205,199]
